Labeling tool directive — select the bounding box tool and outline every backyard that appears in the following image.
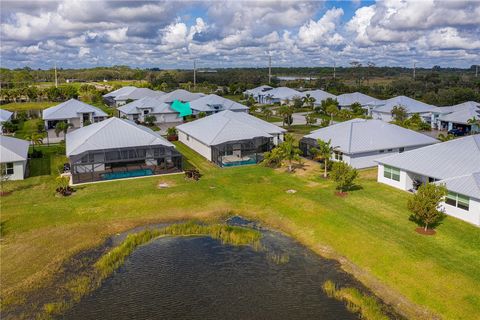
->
[0,142,479,319]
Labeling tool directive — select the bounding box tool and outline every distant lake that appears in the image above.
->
[277,76,317,80]
[65,219,384,319]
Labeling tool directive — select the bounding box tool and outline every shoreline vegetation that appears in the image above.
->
[22,222,262,319]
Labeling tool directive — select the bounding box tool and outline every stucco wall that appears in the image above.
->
[3,161,27,180]
[441,199,480,226]
[377,164,412,190]
[178,131,212,161]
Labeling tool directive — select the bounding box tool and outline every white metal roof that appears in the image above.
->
[189,94,248,112]
[157,89,205,103]
[336,92,381,106]
[302,90,336,103]
[0,136,29,162]
[244,85,273,96]
[43,99,107,120]
[438,103,479,125]
[377,134,480,180]
[304,119,437,154]
[114,88,165,101]
[435,172,480,200]
[66,117,174,156]
[103,86,137,98]
[117,97,175,115]
[176,110,285,146]
[264,87,302,100]
[372,96,437,114]
[433,101,479,114]
[0,109,13,122]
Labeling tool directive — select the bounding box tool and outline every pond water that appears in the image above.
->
[65,220,380,319]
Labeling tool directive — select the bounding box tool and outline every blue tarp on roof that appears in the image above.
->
[171,100,192,117]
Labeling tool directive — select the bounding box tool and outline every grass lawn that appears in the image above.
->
[1,143,479,319]
[1,101,57,112]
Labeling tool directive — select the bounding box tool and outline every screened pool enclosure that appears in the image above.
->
[211,136,273,167]
[70,145,182,184]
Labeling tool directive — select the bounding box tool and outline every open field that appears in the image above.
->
[1,143,479,319]
[1,101,57,112]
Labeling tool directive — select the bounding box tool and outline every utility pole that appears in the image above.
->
[476,64,478,78]
[413,62,416,80]
[333,61,336,80]
[54,63,58,88]
[193,60,196,91]
[268,55,272,84]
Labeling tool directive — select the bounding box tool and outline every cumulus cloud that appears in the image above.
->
[0,0,478,69]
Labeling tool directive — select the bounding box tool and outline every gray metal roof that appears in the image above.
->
[336,92,380,106]
[103,86,137,98]
[115,88,165,101]
[117,97,175,115]
[157,89,205,103]
[66,117,174,156]
[244,85,273,96]
[372,96,437,114]
[176,110,285,146]
[0,136,29,162]
[377,134,480,180]
[302,90,336,103]
[0,109,13,122]
[189,94,248,112]
[432,101,479,114]
[264,87,302,100]
[304,119,437,154]
[435,172,480,200]
[438,103,479,125]
[43,99,107,120]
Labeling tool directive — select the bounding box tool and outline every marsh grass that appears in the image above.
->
[40,222,261,318]
[266,252,290,265]
[322,280,389,320]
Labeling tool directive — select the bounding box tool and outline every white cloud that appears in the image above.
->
[105,27,128,43]
[78,47,90,57]
[298,8,344,46]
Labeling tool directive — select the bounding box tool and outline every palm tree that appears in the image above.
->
[25,132,44,152]
[263,108,273,120]
[311,139,333,178]
[467,117,480,133]
[278,105,294,127]
[55,122,73,138]
[326,105,338,124]
[278,134,301,172]
[302,94,316,109]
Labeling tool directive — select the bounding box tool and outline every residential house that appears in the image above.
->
[302,90,336,107]
[436,101,479,133]
[66,117,182,184]
[260,87,302,104]
[0,109,13,134]
[244,85,273,102]
[336,92,381,113]
[0,136,29,180]
[189,94,249,115]
[156,89,205,104]
[176,110,286,167]
[42,99,108,129]
[117,97,182,124]
[377,135,480,226]
[300,119,438,169]
[103,86,165,106]
[371,96,437,124]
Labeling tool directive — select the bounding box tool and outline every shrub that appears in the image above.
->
[330,162,358,192]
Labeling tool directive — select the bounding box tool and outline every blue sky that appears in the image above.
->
[1,0,479,69]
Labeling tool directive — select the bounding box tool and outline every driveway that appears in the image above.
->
[272,112,310,126]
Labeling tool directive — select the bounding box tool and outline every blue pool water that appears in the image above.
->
[222,158,257,167]
[102,169,153,180]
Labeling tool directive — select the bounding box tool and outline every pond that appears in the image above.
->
[65,219,387,319]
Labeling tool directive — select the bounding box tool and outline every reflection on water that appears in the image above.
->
[65,226,364,320]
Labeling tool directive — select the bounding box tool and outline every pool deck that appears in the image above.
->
[70,170,184,186]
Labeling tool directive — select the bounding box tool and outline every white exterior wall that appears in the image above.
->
[441,199,480,226]
[272,133,285,145]
[350,145,428,169]
[372,111,393,122]
[377,165,412,190]
[2,160,27,180]
[178,131,212,161]
[69,118,81,128]
[155,113,182,124]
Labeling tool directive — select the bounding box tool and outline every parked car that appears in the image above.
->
[447,128,467,136]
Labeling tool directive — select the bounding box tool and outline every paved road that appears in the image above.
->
[273,112,311,126]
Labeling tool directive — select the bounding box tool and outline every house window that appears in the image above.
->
[387,149,393,152]
[3,163,14,175]
[446,192,470,211]
[143,110,150,115]
[186,135,190,141]
[334,151,343,161]
[133,114,139,121]
[399,147,405,153]
[383,165,400,181]
[379,150,385,153]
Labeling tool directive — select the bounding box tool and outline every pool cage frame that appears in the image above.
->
[298,137,317,158]
[69,145,182,184]
[210,136,274,167]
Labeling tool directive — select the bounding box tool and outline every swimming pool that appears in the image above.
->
[222,157,257,167]
[102,169,153,180]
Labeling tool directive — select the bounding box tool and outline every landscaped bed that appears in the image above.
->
[0,142,479,319]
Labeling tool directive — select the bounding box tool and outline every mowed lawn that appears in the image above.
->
[1,142,479,319]
[1,101,57,112]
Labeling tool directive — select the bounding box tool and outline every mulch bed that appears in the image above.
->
[415,227,436,236]
[335,191,348,197]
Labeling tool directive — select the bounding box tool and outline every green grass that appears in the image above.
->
[1,101,57,112]
[1,144,479,319]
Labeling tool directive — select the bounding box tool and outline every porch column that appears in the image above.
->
[448,122,453,131]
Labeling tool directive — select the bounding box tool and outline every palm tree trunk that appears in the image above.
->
[324,159,328,178]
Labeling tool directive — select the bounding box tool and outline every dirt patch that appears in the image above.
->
[0,191,12,197]
[275,158,321,177]
[415,227,436,236]
[335,191,348,197]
